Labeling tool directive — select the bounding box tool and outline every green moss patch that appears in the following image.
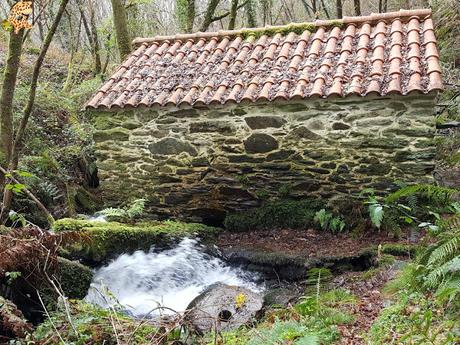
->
[380,243,418,257]
[224,199,321,232]
[240,21,343,40]
[54,218,220,263]
[57,257,93,299]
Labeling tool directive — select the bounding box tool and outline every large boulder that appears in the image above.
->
[186,283,263,334]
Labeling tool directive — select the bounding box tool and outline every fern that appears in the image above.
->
[385,184,456,206]
[247,320,320,345]
[314,209,346,233]
[427,236,460,266]
[424,256,460,288]
[98,199,147,222]
[126,199,146,219]
[415,214,460,302]
[369,203,384,229]
[435,275,460,303]
[39,181,62,202]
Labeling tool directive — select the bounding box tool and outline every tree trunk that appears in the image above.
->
[320,0,330,19]
[1,0,70,222]
[200,0,221,32]
[245,0,256,27]
[0,31,24,180]
[177,0,195,33]
[79,0,102,75]
[353,0,360,16]
[228,0,238,30]
[110,0,131,61]
[336,0,342,18]
[89,0,102,75]
[300,0,312,17]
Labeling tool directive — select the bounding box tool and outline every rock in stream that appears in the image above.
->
[186,283,264,334]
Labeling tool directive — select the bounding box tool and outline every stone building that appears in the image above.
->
[86,9,442,223]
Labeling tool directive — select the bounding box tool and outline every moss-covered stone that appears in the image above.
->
[57,257,93,299]
[380,243,418,257]
[54,218,221,263]
[74,187,98,213]
[93,128,130,142]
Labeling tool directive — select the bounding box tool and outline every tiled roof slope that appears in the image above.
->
[86,9,442,110]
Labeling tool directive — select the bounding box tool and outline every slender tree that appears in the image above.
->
[78,0,102,75]
[110,0,131,61]
[176,0,195,33]
[228,0,239,30]
[245,0,256,27]
[0,31,24,178]
[320,0,330,19]
[353,0,361,16]
[336,0,342,18]
[200,0,221,31]
[1,0,71,224]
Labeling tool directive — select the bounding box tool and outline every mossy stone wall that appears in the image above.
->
[90,96,436,223]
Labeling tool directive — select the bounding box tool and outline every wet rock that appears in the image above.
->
[244,133,279,153]
[245,116,286,129]
[148,138,198,156]
[263,288,299,307]
[186,283,263,334]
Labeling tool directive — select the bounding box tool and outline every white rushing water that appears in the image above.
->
[85,238,263,317]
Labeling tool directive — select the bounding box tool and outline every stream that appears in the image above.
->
[85,238,264,318]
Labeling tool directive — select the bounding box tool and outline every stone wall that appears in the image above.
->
[91,95,437,224]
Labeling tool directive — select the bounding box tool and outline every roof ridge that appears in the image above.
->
[132,8,432,46]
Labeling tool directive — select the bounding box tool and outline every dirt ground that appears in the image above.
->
[217,228,415,258]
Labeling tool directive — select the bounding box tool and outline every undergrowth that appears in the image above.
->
[224,199,321,232]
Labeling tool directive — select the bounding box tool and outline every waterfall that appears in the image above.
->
[85,238,263,317]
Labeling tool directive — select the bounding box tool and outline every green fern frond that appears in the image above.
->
[435,274,460,302]
[425,256,460,288]
[98,199,147,221]
[98,207,126,218]
[126,199,146,219]
[428,236,460,266]
[385,184,456,205]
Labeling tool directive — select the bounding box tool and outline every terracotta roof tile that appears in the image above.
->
[86,9,442,110]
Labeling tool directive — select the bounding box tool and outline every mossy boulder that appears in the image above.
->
[54,218,221,264]
[57,257,93,299]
